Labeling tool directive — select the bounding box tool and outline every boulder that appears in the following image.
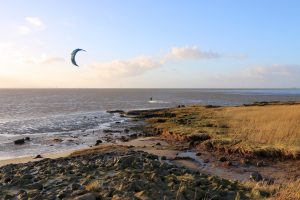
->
[14,138,25,145]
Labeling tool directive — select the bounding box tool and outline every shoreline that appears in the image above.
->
[0,102,299,199]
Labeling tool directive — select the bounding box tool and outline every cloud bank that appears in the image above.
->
[89,56,161,78]
[87,46,221,78]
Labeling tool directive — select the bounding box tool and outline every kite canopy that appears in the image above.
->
[71,48,86,67]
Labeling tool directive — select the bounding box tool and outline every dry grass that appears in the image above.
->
[223,105,300,155]
[273,180,300,200]
[147,103,300,158]
[85,180,101,191]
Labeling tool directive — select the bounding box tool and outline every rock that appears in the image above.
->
[74,193,98,200]
[115,121,121,124]
[17,190,28,199]
[124,129,130,133]
[120,136,129,142]
[4,194,14,200]
[156,142,161,146]
[107,110,125,114]
[250,171,263,182]
[219,156,227,162]
[34,154,43,159]
[225,161,232,166]
[71,183,82,190]
[196,152,202,156]
[14,138,25,145]
[146,154,158,160]
[120,114,126,117]
[256,160,265,167]
[161,156,167,160]
[29,182,43,190]
[135,191,151,200]
[53,138,63,142]
[95,140,102,146]
[22,174,34,180]
[156,119,166,123]
[240,158,250,165]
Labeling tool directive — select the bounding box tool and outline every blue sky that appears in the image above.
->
[0,0,300,88]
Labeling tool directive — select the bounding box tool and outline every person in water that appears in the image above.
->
[150,97,153,101]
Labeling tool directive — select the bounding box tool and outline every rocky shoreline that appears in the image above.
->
[1,103,299,199]
[0,145,258,200]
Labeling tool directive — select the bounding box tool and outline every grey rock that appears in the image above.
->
[74,193,97,200]
[250,171,263,182]
[14,138,25,145]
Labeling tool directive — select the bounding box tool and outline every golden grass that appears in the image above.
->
[273,180,300,200]
[223,105,300,155]
[85,180,101,191]
[147,103,300,157]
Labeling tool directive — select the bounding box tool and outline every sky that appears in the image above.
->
[0,0,300,88]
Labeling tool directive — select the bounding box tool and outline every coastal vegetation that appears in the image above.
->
[140,102,300,159]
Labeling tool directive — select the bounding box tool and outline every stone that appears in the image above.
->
[74,193,97,200]
[250,171,263,182]
[106,110,125,114]
[17,190,28,199]
[219,156,227,162]
[14,138,25,145]
[22,174,34,180]
[71,183,82,190]
[240,158,250,165]
[95,140,102,146]
[29,182,43,190]
[53,138,63,142]
[25,137,30,141]
[34,155,43,159]
[196,152,202,156]
[256,160,265,167]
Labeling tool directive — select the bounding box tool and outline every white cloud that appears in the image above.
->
[243,64,300,77]
[167,46,221,60]
[205,64,300,88]
[86,46,224,78]
[25,17,45,29]
[88,56,161,78]
[16,17,45,34]
[25,55,64,65]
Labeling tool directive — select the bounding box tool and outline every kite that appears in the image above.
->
[71,48,86,67]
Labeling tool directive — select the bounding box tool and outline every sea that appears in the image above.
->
[1,88,300,160]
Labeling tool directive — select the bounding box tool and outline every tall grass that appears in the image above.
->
[273,180,300,200]
[223,105,300,152]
